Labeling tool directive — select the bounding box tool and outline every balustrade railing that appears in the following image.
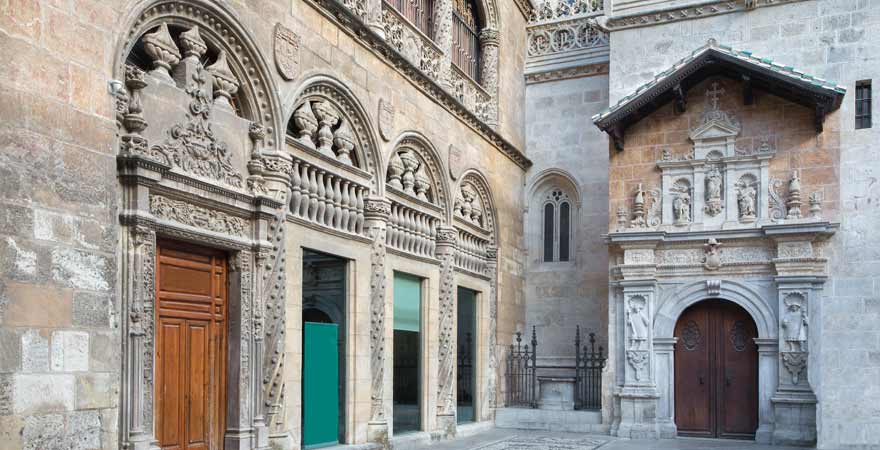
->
[455,228,489,275]
[387,202,439,258]
[506,327,538,408]
[574,326,605,411]
[289,157,367,236]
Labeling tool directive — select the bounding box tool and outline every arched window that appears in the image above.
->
[543,203,554,262]
[541,189,572,263]
[452,0,482,82]
[388,0,434,36]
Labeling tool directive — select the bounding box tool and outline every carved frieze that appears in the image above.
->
[274,23,300,81]
[150,195,247,237]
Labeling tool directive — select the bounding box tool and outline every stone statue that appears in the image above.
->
[782,297,808,352]
[704,166,723,216]
[673,189,691,224]
[703,238,722,270]
[737,181,757,220]
[626,298,649,350]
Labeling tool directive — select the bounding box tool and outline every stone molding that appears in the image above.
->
[303,0,531,170]
[525,62,609,84]
[604,0,810,31]
[514,0,533,20]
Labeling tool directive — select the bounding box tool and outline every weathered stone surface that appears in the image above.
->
[88,332,117,373]
[0,415,24,450]
[0,329,20,373]
[72,292,110,328]
[50,330,88,372]
[2,283,72,328]
[75,373,116,410]
[12,374,74,415]
[19,329,46,373]
[50,248,110,292]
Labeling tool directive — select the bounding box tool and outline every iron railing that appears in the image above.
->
[574,326,605,410]
[505,325,605,410]
[506,326,538,408]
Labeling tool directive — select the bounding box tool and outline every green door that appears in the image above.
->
[303,322,339,449]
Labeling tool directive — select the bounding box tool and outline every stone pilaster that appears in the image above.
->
[433,0,454,89]
[652,337,677,438]
[755,338,779,444]
[225,251,255,450]
[479,28,500,126]
[435,226,458,437]
[364,197,392,445]
[483,245,499,421]
[123,225,158,450]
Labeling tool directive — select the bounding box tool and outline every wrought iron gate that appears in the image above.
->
[574,326,605,411]
[505,325,605,410]
[505,326,537,408]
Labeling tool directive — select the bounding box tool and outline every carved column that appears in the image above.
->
[259,153,293,450]
[366,0,385,38]
[433,0,454,89]
[364,196,392,445]
[479,28,500,127]
[435,226,458,436]
[482,245,499,421]
[226,251,255,450]
[123,225,157,450]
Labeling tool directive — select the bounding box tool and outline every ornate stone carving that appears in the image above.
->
[528,0,604,23]
[274,23,300,81]
[704,165,723,216]
[448,144,463,181]
[206,51,240,108]
[313,101,341,158]
[809,192,822,219]
[455,182,485,227]
[703,238,722,271]
[626,350,649,381]
[671,180,692,225]
[293,102,319,149]
[626,295,649,350]
[781,292,808,352]
[149,195,247,237]
[781,351,808,385]
[436,228,456,417]
[631,183,647,228]
[378,99,395,142]
[333,120,356,165]
[769,179,786,221]
[142,22,180,80]
[706,279,722,296]
[736,174,758,222]
[527,18,608,60]
[149,62,244,187]
[366,199,390,422]
[786,171,803,219]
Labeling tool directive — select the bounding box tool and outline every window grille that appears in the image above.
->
[452,0,481,82]
[387,0,434,37]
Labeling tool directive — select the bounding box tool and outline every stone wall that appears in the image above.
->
[606,1,880,447]
[524,73,610,359]
[0,0,529,448]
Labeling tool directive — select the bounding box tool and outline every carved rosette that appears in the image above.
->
[364,197,391,422]
[436,226,457,418]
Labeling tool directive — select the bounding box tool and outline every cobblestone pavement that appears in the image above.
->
[418,429,816,450]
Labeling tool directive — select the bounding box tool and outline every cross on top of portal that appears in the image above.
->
[706,82,725,111]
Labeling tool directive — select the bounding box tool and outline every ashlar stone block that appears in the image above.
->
[13,373,75,415]
[20,329,47,372]
[50,330,88,372]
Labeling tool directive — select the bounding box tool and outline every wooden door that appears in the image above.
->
[674,300,758,439]
[156,242,228,450]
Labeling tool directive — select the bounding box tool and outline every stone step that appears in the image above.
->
[494,408,609,434]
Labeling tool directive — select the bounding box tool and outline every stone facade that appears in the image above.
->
[0,0,528,449]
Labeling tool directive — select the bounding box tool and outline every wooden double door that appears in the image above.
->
[674,300,758,439]
[155,242,228,450]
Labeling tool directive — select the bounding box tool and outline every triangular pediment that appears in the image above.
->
[592,39,846,151]
[690,113,740,141]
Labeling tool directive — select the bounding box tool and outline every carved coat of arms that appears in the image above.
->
[378,99,395,142]
[274,23,300,81]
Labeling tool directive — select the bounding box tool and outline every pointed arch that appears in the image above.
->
[113,0,284,150]
[285,74,385,196]
[385,131,453,222]
[527,169,580,264]
[527,168,581,206]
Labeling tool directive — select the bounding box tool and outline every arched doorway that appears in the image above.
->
[674,299,758,439]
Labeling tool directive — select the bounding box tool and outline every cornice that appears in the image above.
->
[303,0,532,170]
[604,0,809,31]
[525,62,609,84]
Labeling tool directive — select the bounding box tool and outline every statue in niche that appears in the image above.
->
[672,187,691,224]
[704,166,723,216]
[736,177,757,221]
[626,297,650,350]
[781,295,808,352]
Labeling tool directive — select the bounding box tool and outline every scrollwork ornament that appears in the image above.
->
[782,351,808,385]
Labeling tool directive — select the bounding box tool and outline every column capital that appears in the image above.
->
[363,196,392,222]
[480,27,500,46]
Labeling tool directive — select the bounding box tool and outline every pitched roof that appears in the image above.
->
[592,39,846,150]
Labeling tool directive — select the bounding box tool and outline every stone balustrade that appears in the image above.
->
[289,155,368,236]
[455,227,489,276]
[387,201,439,258]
